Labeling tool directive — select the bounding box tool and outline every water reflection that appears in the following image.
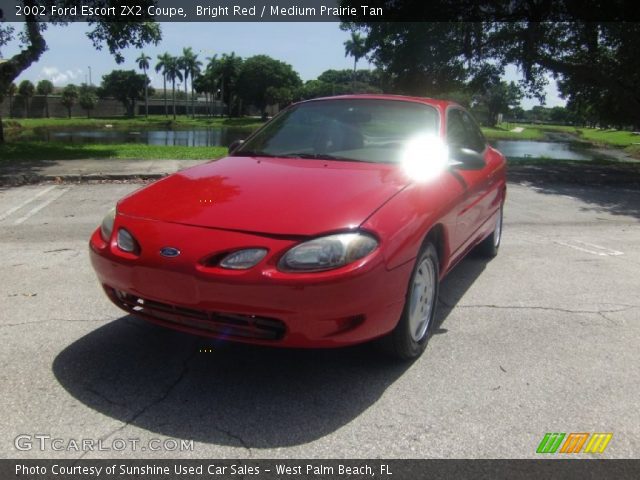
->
[492,140,594,161]
[30,128,248,147]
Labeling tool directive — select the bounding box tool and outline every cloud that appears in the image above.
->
[40,66,83,85]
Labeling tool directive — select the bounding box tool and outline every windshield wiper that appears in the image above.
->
[281,153,369,162]
[232,150,278,157]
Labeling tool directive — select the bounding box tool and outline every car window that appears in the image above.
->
[461,111,486,153]
[446,109,486,153]
[235,99,440,164]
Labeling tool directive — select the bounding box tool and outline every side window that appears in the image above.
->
[447,108,487,153]
[446,109,467,148]
[461,111,486,153]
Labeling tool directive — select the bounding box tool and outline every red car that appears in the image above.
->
[90,95,506,359]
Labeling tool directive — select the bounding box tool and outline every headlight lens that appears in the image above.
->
[219,248,268,270]
[100,207,116,241]
[278,233,378,272]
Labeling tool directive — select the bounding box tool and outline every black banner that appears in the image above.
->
[2,460,640,480]
[1,0,640,22]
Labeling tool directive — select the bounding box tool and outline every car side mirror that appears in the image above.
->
[228,139,245,154]
[448,147,485,170]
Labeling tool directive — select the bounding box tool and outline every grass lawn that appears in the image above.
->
[574,128,640,147]
[482,125,545,141]
[3,115,265,132]
[0,142,228,162]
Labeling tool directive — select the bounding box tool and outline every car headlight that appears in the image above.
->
[278,232,378,272]
[100,207,116,241]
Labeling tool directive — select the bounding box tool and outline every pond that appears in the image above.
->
[491,140,594,161]
[26,128,249,147]
[19,128,608,162]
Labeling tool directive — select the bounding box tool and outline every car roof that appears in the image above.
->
[298,94,459,110]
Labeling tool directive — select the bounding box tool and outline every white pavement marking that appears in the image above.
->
[13,187,71,225]
[0,185,57,222]
[554,239,624,256]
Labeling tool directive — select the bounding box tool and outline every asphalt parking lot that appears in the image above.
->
[0,179,639,459]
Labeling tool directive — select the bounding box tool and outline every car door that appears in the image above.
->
[445,108,492,258]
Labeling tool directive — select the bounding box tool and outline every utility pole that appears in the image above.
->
[88,66,92,86]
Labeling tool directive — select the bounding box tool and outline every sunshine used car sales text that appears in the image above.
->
[16,463,380,476]
[16,464,260,477]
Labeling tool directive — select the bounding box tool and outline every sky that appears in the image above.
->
[1,22,564,109]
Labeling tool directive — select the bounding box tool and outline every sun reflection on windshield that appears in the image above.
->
[400,134,449,182]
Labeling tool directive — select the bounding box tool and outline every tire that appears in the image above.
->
[380,243,440,360]
[476,203,503,258]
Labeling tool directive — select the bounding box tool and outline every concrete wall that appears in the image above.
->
[0,95,225,118]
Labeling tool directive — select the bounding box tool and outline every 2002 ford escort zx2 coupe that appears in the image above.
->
[90,95,506,359]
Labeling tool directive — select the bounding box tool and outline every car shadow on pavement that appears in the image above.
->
[51,255,488,449]
[433,254,490,335]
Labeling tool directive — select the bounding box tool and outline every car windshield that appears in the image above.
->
[234,99,440,164]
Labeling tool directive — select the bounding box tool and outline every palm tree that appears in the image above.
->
[155,52,172,117]
[36,80,54,118]
[344,32,367,93]
[136,52,151,117]
[212,52,243,117]
[17,80,35,118]
[163,56,183,120]
[205,55,218,116]
[178,47,202,117]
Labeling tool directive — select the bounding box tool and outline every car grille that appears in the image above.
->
[109,289,286,341]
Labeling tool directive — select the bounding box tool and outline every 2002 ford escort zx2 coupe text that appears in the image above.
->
[90,95,506,359]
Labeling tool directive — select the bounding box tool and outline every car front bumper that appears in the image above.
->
[89,216,411,348]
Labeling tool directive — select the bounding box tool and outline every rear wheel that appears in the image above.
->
[476,203,503,258]
[380,243,439,360]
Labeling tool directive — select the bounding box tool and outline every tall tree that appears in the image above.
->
[0,1,161,144]
[193,56,219,116]
[343,32,367,93]
[178,47,202,117]
[468,64,523,126]
[98,70,152,117]
[36,79,53,118]
[155,52,172,117]
[60,84,78,118]
[237,55,302,115]
[163,57,183,120]
[17,80,35,118]
[341,2,640,128]
[136,52,151,117]
[210,52,243,117]
[78,83,98,118]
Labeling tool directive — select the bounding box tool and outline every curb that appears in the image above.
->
[0,173,167,186]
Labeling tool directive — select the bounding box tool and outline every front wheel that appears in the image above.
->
[380,243,439,360]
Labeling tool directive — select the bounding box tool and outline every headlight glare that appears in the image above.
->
[100,207,116,241]
[279,233,378,272]
[219,248,268,270]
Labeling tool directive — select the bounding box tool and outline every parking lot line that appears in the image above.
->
[0,185,57,222]
[554,239,624,256]
[13,187,72,225]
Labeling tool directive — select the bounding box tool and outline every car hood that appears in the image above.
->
[117,156,410,236]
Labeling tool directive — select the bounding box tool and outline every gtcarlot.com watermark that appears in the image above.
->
[15,434,194,452]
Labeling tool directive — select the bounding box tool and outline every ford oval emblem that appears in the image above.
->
[160,247,181,258]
